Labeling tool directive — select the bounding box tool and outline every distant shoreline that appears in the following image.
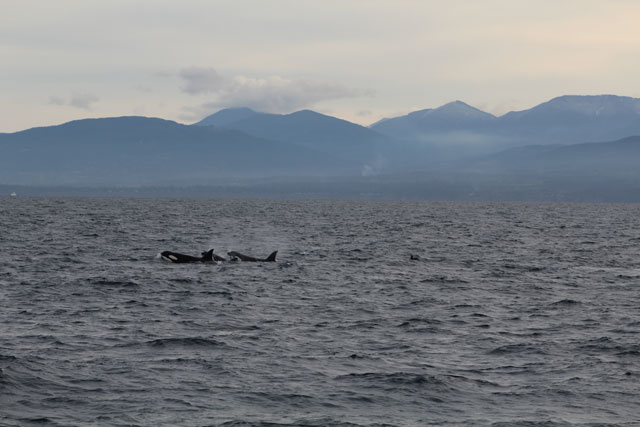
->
[3,174,640,203]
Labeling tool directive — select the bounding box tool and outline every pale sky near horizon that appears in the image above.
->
[2,0,639,132]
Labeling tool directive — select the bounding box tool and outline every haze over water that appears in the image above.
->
[1,197,639,426]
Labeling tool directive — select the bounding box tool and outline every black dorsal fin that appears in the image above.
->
[201,249,214,261]
[264,251,278,262]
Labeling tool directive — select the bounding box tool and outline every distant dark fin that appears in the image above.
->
[265,251,278,262]
[201,249,214,261]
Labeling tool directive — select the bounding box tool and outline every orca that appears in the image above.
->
[227,250,277,262]
[161,249,217,263]
[212,252,226,262]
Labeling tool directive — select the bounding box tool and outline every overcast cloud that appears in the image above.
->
[48,96,66,106]
[69,93,100,111]
[180,67,226,95]
[47,94,100,111]
[1,0,640,131]
[180,68,371,116]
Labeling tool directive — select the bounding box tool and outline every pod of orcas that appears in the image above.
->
[161,248,277,264]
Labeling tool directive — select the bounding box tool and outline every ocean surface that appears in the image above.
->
[1,197,640,426]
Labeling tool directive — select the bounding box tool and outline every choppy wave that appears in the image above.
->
[145,337,228,348]
[1,198,640,426]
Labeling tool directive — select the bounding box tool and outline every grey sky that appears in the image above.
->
[1,0,639,132]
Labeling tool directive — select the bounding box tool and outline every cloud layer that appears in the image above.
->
[49,93,100,111]
[180,67,225,95]
[3,1,640,132]
[180,67,371,117]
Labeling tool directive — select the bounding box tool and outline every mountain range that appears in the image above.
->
[372,95,640,149]
[196,108,391,162]
[0,117,337,185]
[470,135,640,177]
[1,94,639,200]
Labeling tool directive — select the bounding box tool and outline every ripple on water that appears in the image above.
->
[2,198,640,425]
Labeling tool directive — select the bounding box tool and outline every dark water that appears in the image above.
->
[1,198,640,426]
